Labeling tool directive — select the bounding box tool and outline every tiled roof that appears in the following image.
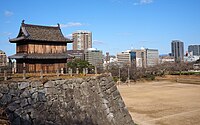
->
[9,21,73,43]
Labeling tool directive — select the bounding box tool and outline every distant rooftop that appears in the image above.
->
[73,30,91,34]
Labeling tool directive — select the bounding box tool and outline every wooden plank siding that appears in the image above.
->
[27,43,66,54]
[16,43,28,53]
[16,59,66,73]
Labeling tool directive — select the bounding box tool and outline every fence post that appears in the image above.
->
[12,67,15,74]
[95,67,97,74]
[86,68,88,74]
[83,68,86,75]
[56,69,59,78]
[68,68,72,76]
[40,70,43,79]
[4,70,7,81]
[65,68,68,74]
[61,68,64,74]
[76,68,79,74]
[23,70,26,80]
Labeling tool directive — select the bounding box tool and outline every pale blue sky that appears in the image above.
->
[0,0,200,56]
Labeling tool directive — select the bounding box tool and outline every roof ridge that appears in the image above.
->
[22,23,59,29]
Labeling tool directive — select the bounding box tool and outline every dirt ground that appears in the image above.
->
[118,81,200,125]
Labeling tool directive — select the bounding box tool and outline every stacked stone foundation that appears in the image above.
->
[0,74,134,125]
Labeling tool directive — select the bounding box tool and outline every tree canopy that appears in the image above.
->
[67,59,94,73]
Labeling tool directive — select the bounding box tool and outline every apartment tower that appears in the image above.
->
[188,45,200,56]
[72,30,92,50]
[171,40,184,62]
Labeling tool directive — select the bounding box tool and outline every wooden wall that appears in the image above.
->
[16,59,67,73]
[16,42,67,54]
[28,43,67,54]
[16,43,28,53]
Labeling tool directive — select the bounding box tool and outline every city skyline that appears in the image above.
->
[0,0,200,56]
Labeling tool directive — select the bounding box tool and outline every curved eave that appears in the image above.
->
[9,36,26,43]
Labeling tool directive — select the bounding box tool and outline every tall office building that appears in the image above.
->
[188,45,200,56]
[0,50,7,66]
[171,40,184,62]
[67,50,84,60]
[116,50,136,65]
[84,48,103,71]
[133,48,158,68]
[72,30,92,50]
[146,49,159,67]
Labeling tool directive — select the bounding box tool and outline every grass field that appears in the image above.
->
[118,81,200,125]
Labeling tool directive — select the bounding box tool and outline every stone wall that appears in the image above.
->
[0,74,134,125]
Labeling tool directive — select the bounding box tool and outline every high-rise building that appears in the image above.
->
[146,49,159,67]
[116,50,136,66]
[72,30,92,50]
[133,49,146,68]
[0,50,7,66]
[171,40,184,62]
[188,45,200,56]
[133,48,159,68]
[84,48,103,71]
[67,50,84,60]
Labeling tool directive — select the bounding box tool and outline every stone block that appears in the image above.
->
[100,81,107,86]
[107,113,114,122]
[20,98,29,107]
[112,90,120,99]
[102,103,108,110]
[68,84,74,89]
[62,84,68,89]
[9,89,20,96]
[104,108,110,115]
[75,78,83,84]
[0,85,9,94]
[12,117,21,125]
[102,99,109,104]
[38,92,47,102]
[15,107,23,116]
[0,93,3,98]
[31,81,42,88]
[31,92,38,103]
[106,89,111,95]
[8,82,18,89]
[110,85,117,93]
[100,77,107,82]
[44,81,54,88]
[7,103,20,112]
[30,88,36,95]
[23,105,34,114]
[118,100,125,108]
[18,82,30,90]
[106,81,114,89]
[0,94,12,105]
[27,97,32,105]
[20,90,31,98]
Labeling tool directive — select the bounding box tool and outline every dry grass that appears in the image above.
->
[118,81,200,125]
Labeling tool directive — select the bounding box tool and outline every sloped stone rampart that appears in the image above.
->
[0,74,134,125]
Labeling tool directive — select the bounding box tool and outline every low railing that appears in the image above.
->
[0,67,96,81]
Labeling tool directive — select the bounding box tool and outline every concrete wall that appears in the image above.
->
[0,74,134,125]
